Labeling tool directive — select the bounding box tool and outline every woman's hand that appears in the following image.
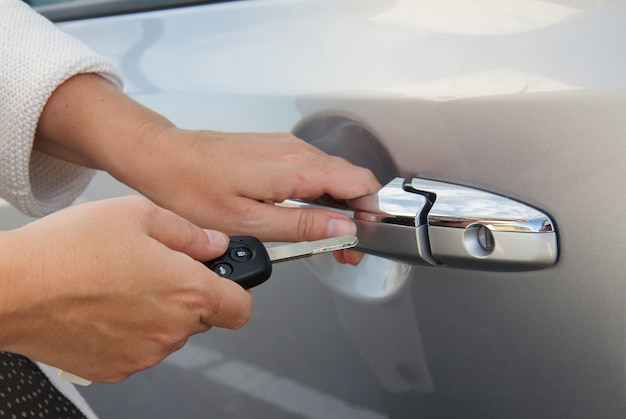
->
[123,128,380,243]
[34,74,381,248]
[0,196,252,383]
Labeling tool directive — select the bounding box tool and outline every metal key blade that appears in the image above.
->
[266,235,358,263]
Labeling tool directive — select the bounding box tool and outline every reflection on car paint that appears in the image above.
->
[304,254,434,393]
[164,342,387,419]
[330,290,434,394]
[303,253,412,301]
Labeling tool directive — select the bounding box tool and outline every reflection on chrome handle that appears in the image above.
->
[282,178,436,265]
[281,177,558,271]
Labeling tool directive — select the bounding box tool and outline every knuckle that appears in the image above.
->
[203,283,253,330]
[237,204,266,233]
[183,288,210,319]
[229,296,253,330]
[295,210,320,242]
[179,217,202,246]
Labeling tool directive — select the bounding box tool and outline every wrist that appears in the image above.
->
[97,116,177,190]
[34,73,174,177]
[113,125,197,203]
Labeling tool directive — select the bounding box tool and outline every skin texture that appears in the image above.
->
[0,74,380,382]
[0,196,251,382]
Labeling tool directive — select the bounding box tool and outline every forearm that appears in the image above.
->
[34,73,173,178]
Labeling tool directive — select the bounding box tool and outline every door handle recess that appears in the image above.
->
[281,177,558,271]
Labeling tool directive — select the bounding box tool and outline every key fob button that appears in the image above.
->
[212,262,233,277]
[230,246,253,262]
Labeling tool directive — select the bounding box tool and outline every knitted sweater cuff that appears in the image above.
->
[0,0,123,216]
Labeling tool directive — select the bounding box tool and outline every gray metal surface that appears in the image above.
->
[19,1,626,417]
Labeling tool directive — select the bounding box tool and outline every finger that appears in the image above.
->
[201,273,254,330]
[144,247,252,332]
[333,249,365,266]
[142,201,230,261]
[267,161,381,204]
[317,159,382,200]
[333,250,348,264]
[237,201,358,243]
[136,247,252,333]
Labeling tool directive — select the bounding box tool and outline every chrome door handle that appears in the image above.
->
[281,177,558,271]
[407,178,557,270]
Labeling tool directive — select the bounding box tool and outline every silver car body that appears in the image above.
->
[4,0,626,417]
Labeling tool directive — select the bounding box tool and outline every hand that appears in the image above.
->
[125,128,380,241]
[0,196,252,383]
[34,74,381,261]
[128,129,380,265]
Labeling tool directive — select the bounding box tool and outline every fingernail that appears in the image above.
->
[204,229,229,248]
[327,218,357,237]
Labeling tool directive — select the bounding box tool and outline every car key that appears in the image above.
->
[203,235,358,289]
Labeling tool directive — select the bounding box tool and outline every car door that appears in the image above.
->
[25,0,626,417]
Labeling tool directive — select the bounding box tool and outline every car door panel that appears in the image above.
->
[17,0,623,417]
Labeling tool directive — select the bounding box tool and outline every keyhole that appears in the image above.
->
[477,225,494,252]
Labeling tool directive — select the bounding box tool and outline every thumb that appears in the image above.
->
[145,204,230,261]
[198,229,231,261]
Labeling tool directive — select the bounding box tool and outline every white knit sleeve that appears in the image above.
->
[0,0,123,217]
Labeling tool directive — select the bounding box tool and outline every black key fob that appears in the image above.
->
[203,236,272,289]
